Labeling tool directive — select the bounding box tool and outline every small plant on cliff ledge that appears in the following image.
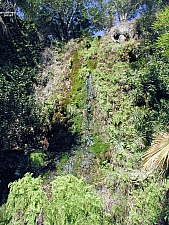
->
[30,150,47,168]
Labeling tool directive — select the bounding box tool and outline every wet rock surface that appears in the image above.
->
[60,73,95,180]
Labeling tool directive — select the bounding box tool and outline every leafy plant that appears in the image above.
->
[129,181,166,225]
[45,174,110,225]
[143,132,169,176]
[4,173,46,225]
[3,173,111,225]
[153,6,169,56]
[30,150,47,168]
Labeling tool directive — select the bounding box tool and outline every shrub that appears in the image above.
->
[94,167,167,225]
[3,173,110,225]
[45,174,110,225]
[4,173,46,225]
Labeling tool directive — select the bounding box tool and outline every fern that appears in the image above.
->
[4,173,47,225]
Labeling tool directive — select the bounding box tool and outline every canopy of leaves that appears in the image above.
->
[153,6,169,56]
[0,17,43,151]
[94,0,165,26]
[36,0,92,42]
[13,0,42,19]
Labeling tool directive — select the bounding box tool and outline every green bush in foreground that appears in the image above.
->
[4,173,46,225]
[4,173,110,225]
[45,175,110,225]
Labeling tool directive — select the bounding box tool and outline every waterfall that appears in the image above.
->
[80,73,94,180]
[83,72,95,147]
[61,72,95,179]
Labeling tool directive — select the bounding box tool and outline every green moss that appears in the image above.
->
[62,50,86,134]
[57,153,69,174]
[90,142,110,157]
[90,136,110,158]
[87,59,96,71]
[70,51,80,74]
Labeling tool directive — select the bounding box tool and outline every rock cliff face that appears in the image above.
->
[109,20,139,42]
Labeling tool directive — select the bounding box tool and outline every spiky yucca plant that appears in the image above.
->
[143,133,169,176]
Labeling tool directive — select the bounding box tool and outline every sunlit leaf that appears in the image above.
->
[143,133,169,175]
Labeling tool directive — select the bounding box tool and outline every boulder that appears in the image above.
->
[109,20,138,42]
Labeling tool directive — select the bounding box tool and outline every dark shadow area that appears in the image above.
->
[0,119,79,205]
[113,33,120,40]
[48,122,78,152]
[0,150,29,206]
[28,121,79,178]
[128,50,137,63]
[0,15,48,206]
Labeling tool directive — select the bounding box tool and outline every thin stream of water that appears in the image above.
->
[84,72,95,147]
[62,73,95,178]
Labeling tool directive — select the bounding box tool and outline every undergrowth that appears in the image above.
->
[3,173,111,225]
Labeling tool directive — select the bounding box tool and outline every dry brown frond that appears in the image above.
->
[143,133,169,175]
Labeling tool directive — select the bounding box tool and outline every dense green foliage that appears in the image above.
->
[0,17,43,151]
[0,2,169,225]
[93,167,168,225]
[3,173,109,225]
[153,6,169,56]
[4,173,46,225]
[36,0,92,42]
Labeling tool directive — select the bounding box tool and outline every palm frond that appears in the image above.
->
[143,132,169,175]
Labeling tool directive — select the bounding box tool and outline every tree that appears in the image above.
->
[110,0,141,22]
[95,0,165,26]
[35,0,108,42]
[142,7,169,177]
[13,0,42,19]
[153,6,169,57]
[94,0,143,24]
[36,1,91,42]
[0,17,42,152]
